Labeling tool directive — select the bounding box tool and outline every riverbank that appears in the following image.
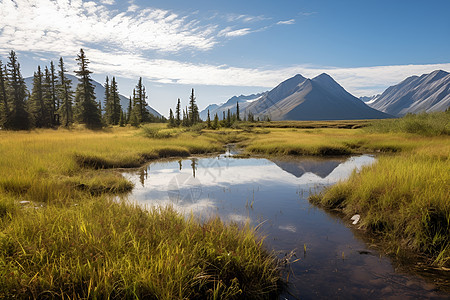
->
[0,113,448,297]
[0,127,282,298]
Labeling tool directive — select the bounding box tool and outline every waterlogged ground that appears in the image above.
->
[122,151,448,299]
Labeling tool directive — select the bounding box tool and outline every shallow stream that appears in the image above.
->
[122,150,448,299]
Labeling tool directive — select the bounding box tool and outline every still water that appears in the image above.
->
[122,152,447,299]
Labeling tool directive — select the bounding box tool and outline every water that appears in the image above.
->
[122,152,448,299]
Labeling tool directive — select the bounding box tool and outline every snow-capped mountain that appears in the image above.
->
[368,70,450,116]
[200,92,266,120]
[243,73,391,120]
[24,74,162,118]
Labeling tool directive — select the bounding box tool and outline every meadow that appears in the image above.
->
[0,112,449,297]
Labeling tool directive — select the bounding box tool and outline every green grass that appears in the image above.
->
[310,114,450,267]
[0,126,282,298]
[0,200,281,299]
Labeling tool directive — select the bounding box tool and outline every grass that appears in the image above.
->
[0,125,283,298]
[310,113,450,267]
[0,200,281,299]
[1,114,448,296]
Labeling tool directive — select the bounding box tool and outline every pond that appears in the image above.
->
[122,151,448,299]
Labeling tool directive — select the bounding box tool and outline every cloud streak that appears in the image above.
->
[0,0,218,55]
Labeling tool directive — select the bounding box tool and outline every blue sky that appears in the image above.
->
[0,0,449,116]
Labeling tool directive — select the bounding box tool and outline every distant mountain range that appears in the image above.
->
[202,73,391,121]
[24,74,162,118]
[367,70,450,116]
[199,92,266,120]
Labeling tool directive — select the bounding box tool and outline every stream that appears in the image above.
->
[121,150,448,299]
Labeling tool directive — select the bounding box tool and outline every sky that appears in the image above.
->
[0,0,449,116]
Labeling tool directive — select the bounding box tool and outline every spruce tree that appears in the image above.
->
[236,102,240,121]
[57,57,74,127]
[28,66,48,127]
[188,88,199,125]
[206,109,211,128]
[168,108,175,127]
[74,49,102,129]
[213,113,219,129]
[42,67,54,127]
[110,77,121,125]
[175,98,181,126]
[130,78,150,125]
[103,76,111,124]
[127,96,132,123]
[0,61,9,127]
[49,61,58,125]
[6,50,30,130]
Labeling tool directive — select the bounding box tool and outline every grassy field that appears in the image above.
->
[0,112,448,297]
[310,112,450,267]
[0,126,282,298]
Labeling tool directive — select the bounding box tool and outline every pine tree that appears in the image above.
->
[175,98,181,126]
[57,57,74,127]
[110,77,121,125]
[130,77,151,125]
[236,102,240,121]
[168,108,175,127]
[119,109,125,127]
[0,60,9,127]
[103,76,111,123]
[49,61,58,125]
[213,113,219,129]
[127,96,132,123]
[28,66,49,127]
[6,50,30,130]
[206,109,211,128]
[226,109,231,127]
[42,67,54,127]
[74,49,102,129]
[188,88,199,125]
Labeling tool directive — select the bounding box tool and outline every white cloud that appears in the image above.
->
[219,27,252,37]
[81,48,450,96]
[0,0,218,55]
[100,0,115,4]
[277,19,295,25]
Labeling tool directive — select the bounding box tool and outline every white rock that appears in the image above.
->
[351,214,361,225]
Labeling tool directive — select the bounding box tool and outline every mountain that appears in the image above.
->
[24,74,162,118]
[243,73,391,120]
[360,95,380,104]
[200,92,266,120]
[368,70,450,116]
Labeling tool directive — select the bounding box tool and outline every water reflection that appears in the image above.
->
[122,155,448,299]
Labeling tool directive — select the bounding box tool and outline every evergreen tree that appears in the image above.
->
[42,67,54,127]
[57,57,74,127]
[119,109,125,127]
[130,77,151,125]
[110,77,121,125]
[6,50,30,130]
[188,88,199,125]
[0,60,9,127]
[206,109,211,128]
[74,49,102,129]
[236,102,240,121]
[213,113,219,129]
[226,109,231,127]
[175,98,181,126]
[103,76,111,123]
[49,61,58,125]
[29,66,51,127]
[181,109,189,127]
[168,108,175,127]
[127,96,132,123]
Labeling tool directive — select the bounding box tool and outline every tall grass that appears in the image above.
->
[310,141,450,266]
[365,111,450,136]
[0,126,283,298]
[0,200,281,299]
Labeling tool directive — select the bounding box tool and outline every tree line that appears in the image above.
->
[0,49,160,130]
